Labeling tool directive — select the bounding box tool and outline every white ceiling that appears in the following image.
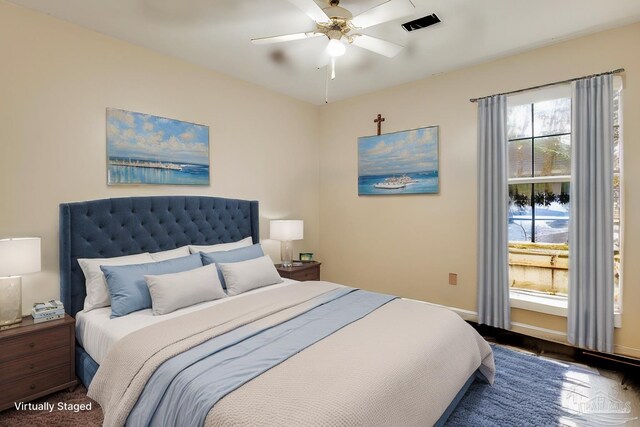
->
[9,0,640,104]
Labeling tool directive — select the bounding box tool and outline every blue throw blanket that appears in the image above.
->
[127,288,396,427]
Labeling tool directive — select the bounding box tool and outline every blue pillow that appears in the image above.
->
[200,244,264,289]
[101,254,203,318]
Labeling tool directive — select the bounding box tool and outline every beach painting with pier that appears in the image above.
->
[107,108,209,185]
[358,126,439,195]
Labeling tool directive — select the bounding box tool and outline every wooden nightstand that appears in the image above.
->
[0,314,77,411]
[276,261,321,282]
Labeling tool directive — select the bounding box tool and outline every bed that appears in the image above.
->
[60,196,494,427]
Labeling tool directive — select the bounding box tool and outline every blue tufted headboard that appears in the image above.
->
[59,196,259,317]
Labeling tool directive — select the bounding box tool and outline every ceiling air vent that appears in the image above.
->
[401,14,441,32]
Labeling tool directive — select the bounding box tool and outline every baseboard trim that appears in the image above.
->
[409,298,640,360]
[470,322,640,376]
[413,300,566,338]
[613,344,640,359]
[510,321,567,343]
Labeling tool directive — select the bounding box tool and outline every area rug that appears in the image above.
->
[446,345,636,426]
[0,386,101,427]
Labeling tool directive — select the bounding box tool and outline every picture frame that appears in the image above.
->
[106,108,210,185]
[358,126,439,196]
[299,253,314,262]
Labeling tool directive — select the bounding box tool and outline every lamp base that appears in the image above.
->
[0,276,22,327]
[280,240,294,268]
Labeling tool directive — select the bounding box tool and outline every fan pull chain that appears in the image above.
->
[325,57,338,103]
[331,57,336,80]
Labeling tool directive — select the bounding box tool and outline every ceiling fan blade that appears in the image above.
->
[287,0,330,23]
[251,32,323,45]
[351,34,404,58]
[350,0,415,29]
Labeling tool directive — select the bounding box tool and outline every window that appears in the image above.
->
[506,82,624,317]
[507,95,571,296]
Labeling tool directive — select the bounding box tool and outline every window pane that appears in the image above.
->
[509,184,532,242]
[613,91,620,126]
[533,98,571,137]
[533,182,570,244]
[534,135,571,176]
[614,172,621,252]
[613,88,621,174]
[614,126,621,173]
[614,253,621,310]
[508,139,532,178]
[613,88,622,312]
[507,104,532,139]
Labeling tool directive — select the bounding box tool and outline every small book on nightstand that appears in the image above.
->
[32,300,65,323]
[32,313,65,323]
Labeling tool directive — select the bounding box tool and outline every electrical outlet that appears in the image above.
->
[449,273,458,286]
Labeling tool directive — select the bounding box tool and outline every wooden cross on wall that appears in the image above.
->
[374,114,385,136]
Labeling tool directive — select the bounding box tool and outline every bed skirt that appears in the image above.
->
[75,345,99,388]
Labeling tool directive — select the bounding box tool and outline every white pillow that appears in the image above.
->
[78,252,154,312]
[150,246,190,261]
[145,264,226,315]
[189,236,253,254]
[218,255,283,296]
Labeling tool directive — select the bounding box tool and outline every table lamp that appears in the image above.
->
[0,237,41,326]
[270,220,303,268]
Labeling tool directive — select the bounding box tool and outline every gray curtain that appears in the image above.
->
[568,75,615,353]
[477,95,510,329]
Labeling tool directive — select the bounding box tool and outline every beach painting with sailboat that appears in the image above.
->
[358,126,439,195]
[107,108,210,185]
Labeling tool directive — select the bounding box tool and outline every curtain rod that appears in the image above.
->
[469,68,625,103]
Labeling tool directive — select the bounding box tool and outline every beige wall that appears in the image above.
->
[318,23,640,357]
[2,1,639,357]
[0,2,321,315]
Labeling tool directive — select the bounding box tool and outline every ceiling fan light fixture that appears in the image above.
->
[256,0,412,65]
[327,39,346,57]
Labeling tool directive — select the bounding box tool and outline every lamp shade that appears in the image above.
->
[0,237,41,276]
[270,220,304,241]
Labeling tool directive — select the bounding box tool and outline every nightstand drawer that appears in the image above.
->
[3,366,71,404]
[0,315,77,412]
[0,327,69,363]
[0,346,70,383]
[289,267,320,281]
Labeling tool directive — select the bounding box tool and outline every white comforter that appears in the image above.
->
[88,281,494,427]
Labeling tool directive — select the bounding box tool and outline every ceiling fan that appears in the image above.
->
[251,0,416,60]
